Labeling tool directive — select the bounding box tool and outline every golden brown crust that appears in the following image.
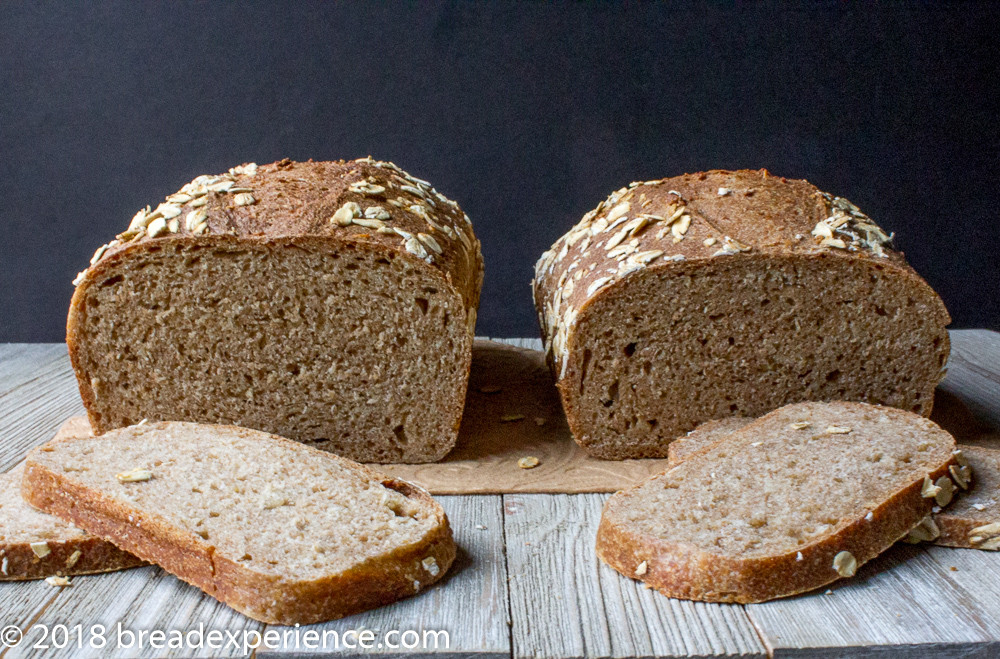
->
[22,427,456,625]
[533,170,951,458]
[595,402,959,603]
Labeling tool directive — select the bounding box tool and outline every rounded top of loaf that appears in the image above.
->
[74,158,483,314]
[533,169,950,376]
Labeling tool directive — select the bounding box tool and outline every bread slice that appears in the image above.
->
[920,446,999,551]
[533,170,950,458]
[0,464,143,581]
[22,422,456,624]
[596,402,959,603]
[666,417,753,467]
[68,158,484,463]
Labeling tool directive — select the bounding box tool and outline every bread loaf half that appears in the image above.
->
[0,465,143,581]
[22,422,456,625]
[533,170,950,459]
[596,402,961,603]
[68,158,483,463]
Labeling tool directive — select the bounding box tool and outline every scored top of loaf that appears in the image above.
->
[533,169,950,378]
[73,158,484,319]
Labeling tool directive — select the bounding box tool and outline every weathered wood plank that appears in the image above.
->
[1,565,262,659]
[744,537,1000,658]
[258,495,509,657]
[942,330,1000,433]
[504,493,766,659]
[0,345,68,397]
[0,356,84,472]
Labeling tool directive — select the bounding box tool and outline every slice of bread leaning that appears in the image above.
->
[68,158,484,463]
[1,465,144,581]
[22,422,456,624]
[596,402,961,603]
[533,170,950,459]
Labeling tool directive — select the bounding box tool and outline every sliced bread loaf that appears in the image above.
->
[596,402,960,603]
[1,465,143,581]
[915,445,998,551]
[533,170,950,458]
[68,158,484,463]
[22,422,456,624]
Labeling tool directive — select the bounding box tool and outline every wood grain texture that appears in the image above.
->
[939,330,1000,447]
[0,345,67,397]
[258,496,509,657]
[503,492,767,659]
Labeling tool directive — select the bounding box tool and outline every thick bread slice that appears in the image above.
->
[68,158,484,463]
[927,446,999,550]
[666,417,753,467]
[0,465,143,580]
[22,422,456,625]
[534,170,950,459]
[596,402,959,603]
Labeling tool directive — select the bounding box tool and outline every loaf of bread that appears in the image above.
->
[68,158,483,463]
[0,465,143,581]
[596,402,960,603]
[22,422,456,624]
[533,170,950,459]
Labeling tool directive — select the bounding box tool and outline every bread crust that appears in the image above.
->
[595,402,959,603]
[22,425,457,625]
[67,159,484,462]
[533,170,951,459]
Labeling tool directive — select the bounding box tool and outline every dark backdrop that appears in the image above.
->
[2,1,998,342]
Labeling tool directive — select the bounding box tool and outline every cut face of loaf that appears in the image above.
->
[68,159,484,463]
[22,422,456,625]
[596,402,960,603]
[534,170,950,459]
[0,465,144,580]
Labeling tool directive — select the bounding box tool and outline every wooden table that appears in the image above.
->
[1,331,998,659]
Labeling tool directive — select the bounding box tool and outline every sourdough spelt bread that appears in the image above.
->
[68,158,484,463]
[533,170,950,459]
[666,417,753,467]
[0,465,143,580]
[917,445,998,550]
[22,422,456,625]
[596,402,959,603]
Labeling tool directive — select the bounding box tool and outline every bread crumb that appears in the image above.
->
[796,552,804,562]
[950,566,958,572]
[500,413,526,423]
[1,557,7,575]
[46,576,71,587]
[518,456,540,469]
[635,560,648,576]
[30,542,51,558]
[864,511,874,521]
[825,589,833,595]
[475,524,488,531]
[826,426,852,434]
[717,188,731,196]
[789,421,811,430]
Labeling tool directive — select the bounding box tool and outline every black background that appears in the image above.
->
[2,2,998,342]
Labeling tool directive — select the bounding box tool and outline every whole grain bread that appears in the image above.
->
[68,158,484,463]
[666,417,753,467]
[0,465,143,581]
[533,170,950,459]
[916,445,999,550]
[596,402,960,603]
[22,422,456,625]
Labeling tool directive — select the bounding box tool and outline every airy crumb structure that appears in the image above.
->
[666,417,753,466]
[533,170,950,459]
[68,158,484,463]
[596,402,959,603]
[0,465,142,580]
[22,422,456,624]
